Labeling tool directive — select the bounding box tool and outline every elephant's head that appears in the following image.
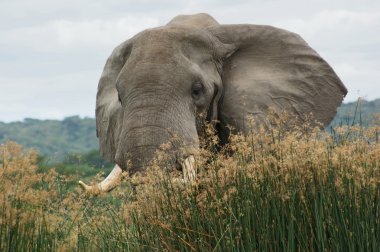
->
[79,13,347,193]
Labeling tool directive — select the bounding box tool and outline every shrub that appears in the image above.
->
[0,114,379,251]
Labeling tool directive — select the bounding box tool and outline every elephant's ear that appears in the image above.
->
[96,41,132,163]
[208,25,347,131]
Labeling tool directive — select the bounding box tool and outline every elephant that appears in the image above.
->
[79,13,347,193]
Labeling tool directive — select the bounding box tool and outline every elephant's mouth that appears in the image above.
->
[78,155,197,194]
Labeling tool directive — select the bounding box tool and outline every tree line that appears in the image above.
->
[1,98,379,163]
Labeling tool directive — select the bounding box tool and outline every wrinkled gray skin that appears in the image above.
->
[82,13,347,189]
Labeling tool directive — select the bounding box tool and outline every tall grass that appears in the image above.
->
[0,114,379,251]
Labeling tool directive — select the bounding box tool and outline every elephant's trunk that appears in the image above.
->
[115,93,200,174]
[78,123,198,194]
[116,124,182,174]
[79,88,200,194]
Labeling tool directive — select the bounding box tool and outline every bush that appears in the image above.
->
[0,114,379,251]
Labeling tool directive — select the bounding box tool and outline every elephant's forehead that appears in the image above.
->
[132,26,213,52]
[136,27,182,42]
[126,27,215,69]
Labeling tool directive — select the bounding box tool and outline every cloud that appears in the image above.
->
[0,17,160,52]
[53,18,159,48]
[276,10,380,45]
[0,0,379,121]
[0,71,99,122]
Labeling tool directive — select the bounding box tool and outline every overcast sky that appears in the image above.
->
[0,0,379,122]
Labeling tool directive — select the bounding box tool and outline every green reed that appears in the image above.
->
[1,119,379,251]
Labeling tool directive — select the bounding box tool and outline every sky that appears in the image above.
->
[0,0,379,122]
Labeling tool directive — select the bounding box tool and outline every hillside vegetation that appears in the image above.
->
[0,98,379,161]
[0,116,98,161]
[330,98,380,126]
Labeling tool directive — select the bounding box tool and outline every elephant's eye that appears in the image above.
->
[191,83,204,100]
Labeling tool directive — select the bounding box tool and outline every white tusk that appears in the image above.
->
[78,164,123,194]
[181,155,197,183]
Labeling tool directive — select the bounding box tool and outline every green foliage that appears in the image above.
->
[0,201,58,251]
[37,149,113,186]
[114,170,379,251]
[0,116,98,162]
[330,98,380,127]
[1,99,379,162]
[1,117,379,251]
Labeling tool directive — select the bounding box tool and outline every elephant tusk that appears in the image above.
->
[78,164,123,194]
[181,155,197,183]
